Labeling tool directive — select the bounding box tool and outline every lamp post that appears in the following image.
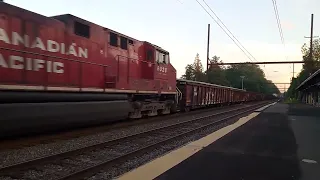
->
[240,76,245,90]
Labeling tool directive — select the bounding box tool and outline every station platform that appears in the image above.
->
[118,102,320,180]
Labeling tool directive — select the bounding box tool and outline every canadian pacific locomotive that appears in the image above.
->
[0,2,273,138]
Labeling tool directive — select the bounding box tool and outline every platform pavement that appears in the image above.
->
[152,103,320,180]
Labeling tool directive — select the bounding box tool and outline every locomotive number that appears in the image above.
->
[157,66,167,73]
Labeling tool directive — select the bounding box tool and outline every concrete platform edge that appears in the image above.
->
[254,101,277,112]
[116,102,277,180]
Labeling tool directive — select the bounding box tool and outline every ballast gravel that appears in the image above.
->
[86,118,239,180]
[0,111,244,180]
[0,104,250,168]
[0,102,266,180]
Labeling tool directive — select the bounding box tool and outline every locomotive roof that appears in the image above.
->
[0,2,64,26]
[142,41,169,53]
[2,1,169,53]
[52,14,169,52]
[51,14,140,41]
[177,79,246,92]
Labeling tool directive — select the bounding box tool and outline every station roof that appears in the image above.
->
[296,69,320,91]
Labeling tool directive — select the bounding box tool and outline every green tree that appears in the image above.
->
[181,53,206,81]
[225,64,280,94]
[181,64,195,80]
[205,56,230,86]
[181,54,280,94]
[301,39,320,75]
[286,39,320,99]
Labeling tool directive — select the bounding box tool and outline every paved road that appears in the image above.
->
[155,103,320,180]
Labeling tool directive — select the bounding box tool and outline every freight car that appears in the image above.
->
[176,79,267,112]
[0,2,274,138]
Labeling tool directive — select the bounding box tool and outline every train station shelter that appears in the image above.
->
[296,69,320,106]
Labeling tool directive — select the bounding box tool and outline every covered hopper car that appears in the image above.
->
[0,2,275,138]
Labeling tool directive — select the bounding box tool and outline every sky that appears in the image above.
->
[5,0,320,92]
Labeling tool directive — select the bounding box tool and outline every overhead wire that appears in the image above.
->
[195,0,257,62]
[272,0,285,47]
[201,0,257,62]
[176,0,183,4]
[271,0,291,74]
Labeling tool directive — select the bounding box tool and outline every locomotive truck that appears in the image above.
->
[0,2,273,138]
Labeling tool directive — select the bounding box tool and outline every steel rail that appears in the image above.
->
[0,101,245,149]
[58,101,271,180]
[0,101,273,179]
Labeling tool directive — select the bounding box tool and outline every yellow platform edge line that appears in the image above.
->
[116,102,276,180]
[254,101,277,112]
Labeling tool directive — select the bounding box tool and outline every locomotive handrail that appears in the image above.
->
[176,87,183,103]
[115,54,157,64]
[0,46,158,67]
[0,46,171,91]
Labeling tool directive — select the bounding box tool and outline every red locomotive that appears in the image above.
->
[0,2,273,138]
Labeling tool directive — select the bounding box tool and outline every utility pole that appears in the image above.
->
[292,63,294,79]
[206,24,210,72]
[240,76,245,90]
[304,14,318,75]
[310,14,314,62]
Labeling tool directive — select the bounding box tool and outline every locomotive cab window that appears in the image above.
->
[120,36,128,50]
[146,50,153,61]
[110,32,118,47]
[164,53,169,64]
[74,21,90,38]
[156,50,169,64]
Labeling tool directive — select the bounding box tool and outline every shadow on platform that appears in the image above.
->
[288,103,320,117]
[156,103,303,180]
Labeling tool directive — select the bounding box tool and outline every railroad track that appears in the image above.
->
[0,101,273,180]
[0,101,262,150]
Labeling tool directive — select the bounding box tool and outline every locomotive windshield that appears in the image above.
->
[156,50,169,64]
